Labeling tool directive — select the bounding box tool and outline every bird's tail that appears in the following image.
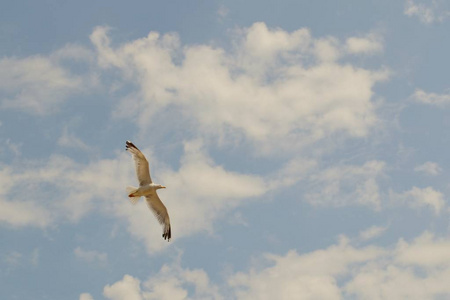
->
[126,186,140,205]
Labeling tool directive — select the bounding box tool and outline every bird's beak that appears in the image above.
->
[161,186,166,189]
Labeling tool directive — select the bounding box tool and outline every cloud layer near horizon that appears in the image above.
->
[79,230,450,300]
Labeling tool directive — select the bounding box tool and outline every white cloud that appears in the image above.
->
[313,37,341,62]
[51,44,95,62]
[121,140,268,253]
[0,165,52,227]
[0,198,52,228]
[102,257,222,300]
[94,231,450,300]
[236,22,312,72]
[143,257,223,300]
[229,236,383,300]
[74,247,108,264]
[405,0,436,23]
[395,231,450,267]
[103,275,144,300]
[346,232,450,299]
[303,161,446,214]
[79,293,94,300]
[0,156,107,228]
[345,33,384,55]
[346,265,450,299]
[358,225,388,241]
[91,22,388,153]
[414,161,442,176]
[404,0,450,24]
[412,89,450,106]
[391,186,445,214]
[0,52,89,115]
[57,127,92,152]
[0,140,268,254]
[269,157,317,189]
[0,152,133,228]
[305,160,385,209]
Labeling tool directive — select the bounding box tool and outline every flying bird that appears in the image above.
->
[125,141,171,241]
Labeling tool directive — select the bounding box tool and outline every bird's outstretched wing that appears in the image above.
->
[126,141,152,186]
[145,194,171,241]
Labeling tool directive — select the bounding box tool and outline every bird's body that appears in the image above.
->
[125,141,171,241]
[128,183,161,198]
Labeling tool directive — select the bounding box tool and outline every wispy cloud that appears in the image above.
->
[358,225,388,241]
[0,50,92,115]
[414,161,442,176]
[57,127,92,152]
[404,0,450,24]
[2,248,40,269]
[0,164,52,228]
[305,160,386,209]
[31,248,40,266]
[217,4,229,22]
[3,251,22,266]
[391,186,446,214]
[0,141,269,254]
[74,247,108,264]
[411,89,450,106]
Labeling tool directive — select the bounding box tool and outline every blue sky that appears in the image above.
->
[2,0,450,299]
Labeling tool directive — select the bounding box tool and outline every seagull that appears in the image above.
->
[125,141,171,241]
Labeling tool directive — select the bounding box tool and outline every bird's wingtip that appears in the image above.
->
[163,226,172,242]
[125,140,135,150]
